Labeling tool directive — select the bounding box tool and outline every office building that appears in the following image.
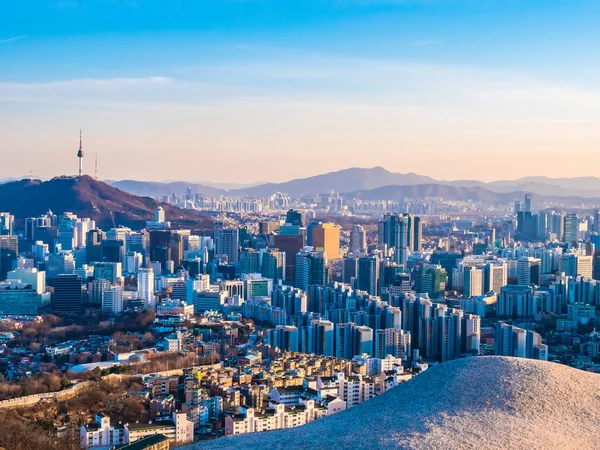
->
[192,289,226,313]
[524,193,531,212]
[549,212,565,241]
[349,224,367,255]
[243,274,273,300]
[394,215,409,268]
[517,257,541,286]
[94,262,123,285]
[415,264,447,298]
[430,252,462,289]
[285,209,305,227]
[295,250,328,291]
[311,223,341,260]
[0,235,18,280]
[0,212,14,235]
[261,249,286,284]
[239,250,260,275]
[101,239,125,263]
[564,214,578,242]
[7,267,45,294]
[517,211,537,242]
[85,229,105,264]
[407,215,422,252]
[89,279,111,306]
[357,256,379,296]
[0,280,49,315]
[52,274,83,314]
[342,257,358,285]
[273,234,304,282]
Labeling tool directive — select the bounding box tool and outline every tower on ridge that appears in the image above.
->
[77,129,84,177]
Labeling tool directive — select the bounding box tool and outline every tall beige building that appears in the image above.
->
[312,223,341,260]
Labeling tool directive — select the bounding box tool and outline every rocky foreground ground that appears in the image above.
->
[185,356,600,450]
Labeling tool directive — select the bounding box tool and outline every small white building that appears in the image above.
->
[124,411,193,446]
[80,413,125,449]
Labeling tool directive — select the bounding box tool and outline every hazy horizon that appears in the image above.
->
[4,165,600,187]
[2,1,599,183]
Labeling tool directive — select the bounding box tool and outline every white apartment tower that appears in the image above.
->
[137,268,155,307]
[102,286,124,314]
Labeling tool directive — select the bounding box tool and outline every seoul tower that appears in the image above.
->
[77,129,84,177]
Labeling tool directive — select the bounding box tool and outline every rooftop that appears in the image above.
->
[119,434,169,449]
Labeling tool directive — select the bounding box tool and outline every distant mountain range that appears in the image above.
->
[103,167,600,203]
[0,176,213,230]
[107,180,225,198]
[227,167,437,198]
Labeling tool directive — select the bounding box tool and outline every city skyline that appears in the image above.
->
[2,3,600,449]
[2,1,600,182]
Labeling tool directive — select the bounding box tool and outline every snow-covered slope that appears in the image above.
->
[185,357,600,450]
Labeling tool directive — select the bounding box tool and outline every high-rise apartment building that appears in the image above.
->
[102,286,123,314]
[497,285,536,318]
[463,266,483,297]
[306,320,335,356]
[559,253,593,279]
[373,328,411,360]
[137,268,155,307]
[495,321,548,360]
[483,263,507,293]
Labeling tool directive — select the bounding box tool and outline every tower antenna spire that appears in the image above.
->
[77,129,84,177]
[95,152,98,181]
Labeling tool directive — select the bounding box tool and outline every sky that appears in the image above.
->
[1,0,599,184]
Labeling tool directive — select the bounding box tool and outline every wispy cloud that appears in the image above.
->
[0,76,172,90]
[411,40,442,47]
[0,35,28,44]
[0,76,175,106]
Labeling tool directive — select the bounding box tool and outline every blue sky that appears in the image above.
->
[1,1,599,183]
